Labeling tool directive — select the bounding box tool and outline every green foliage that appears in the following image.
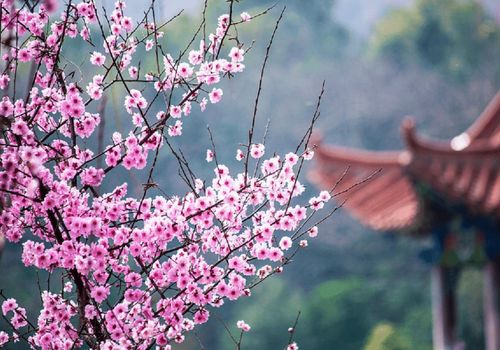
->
[217,278,305,350]
[210,233,437,350]
[364,323,412,350]
[297,279,376,350]
[457,269,485,349]
[218,278,378,350]
[370,0,500,80]
[398,308,433,350]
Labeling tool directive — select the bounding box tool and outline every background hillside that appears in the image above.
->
[1,0,499,349]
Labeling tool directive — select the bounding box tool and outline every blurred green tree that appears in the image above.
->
[457,269,485,349]
[370,0,500,80]
[297,279,376,350]
[364,323,412,350]
[217,278,305,350]
[234,0,350,61]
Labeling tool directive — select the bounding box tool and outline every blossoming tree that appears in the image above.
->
[0,0,331,348]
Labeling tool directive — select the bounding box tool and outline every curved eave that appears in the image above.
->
[402,116,500,216]
[310,144,420,232]
[315,144,406,167]
[402,118,500,157]
[309,91,500,232]
[401,91,500,154]
[464,91,500,145]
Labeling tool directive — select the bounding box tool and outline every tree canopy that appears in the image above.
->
[370,0,500,80]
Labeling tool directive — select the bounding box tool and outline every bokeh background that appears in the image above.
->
[2,0,500,349]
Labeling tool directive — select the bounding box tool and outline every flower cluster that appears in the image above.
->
[0,1,327,349]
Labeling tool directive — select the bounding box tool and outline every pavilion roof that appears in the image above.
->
[309,91,500,233]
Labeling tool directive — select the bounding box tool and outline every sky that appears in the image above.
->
[117,0,499,38]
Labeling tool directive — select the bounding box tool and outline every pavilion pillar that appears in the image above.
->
[431,265,458,350]
[483,258,500,350]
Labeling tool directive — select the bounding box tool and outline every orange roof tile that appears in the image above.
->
[310,92,500,233]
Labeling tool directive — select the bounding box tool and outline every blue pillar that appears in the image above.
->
[431,226,459,350]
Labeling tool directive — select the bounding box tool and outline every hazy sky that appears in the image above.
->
[99,0,498,37]
[336,0,412,36]
[115,0,406,37]
[104,0,202,19]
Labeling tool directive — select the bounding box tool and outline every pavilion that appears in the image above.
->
[310,92,500,350]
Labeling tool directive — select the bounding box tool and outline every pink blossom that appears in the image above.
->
[309,196,325,210]
[206,149,214,162]
[170,105,182,118]
[0,75,10,89]
[250,143,265,159]
[285,152,299,165]
[86,83,103,100]
[167,120,183,136]
[63,282,73,293]
[81,167,105,186]
[0,3,326,348]
[18,49,32,62]
[236,320,251,332]
[229,47,245,63]
[279,236,293,250]
[85,305,98,320]
[236,149,245,161]
[262,156,280,175]
[121,16,133,32]
[193,309,209,324]
[90,52,106,66]
[2,299,17,316]
[209,88,223,104]
[128,66,138,78]
[0,331,8,346]
[200,97,208,111]
[42,0,57,13]
[189,49,203,65]
[81,27,90,40]
[319,190,331,202]
[177,63,193,79]
[302,149,315,160]
[90,286,109,303]
[240,12,252,22]
[10,307,27,329]
[183,101,192,116]
[268,247,283,261]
